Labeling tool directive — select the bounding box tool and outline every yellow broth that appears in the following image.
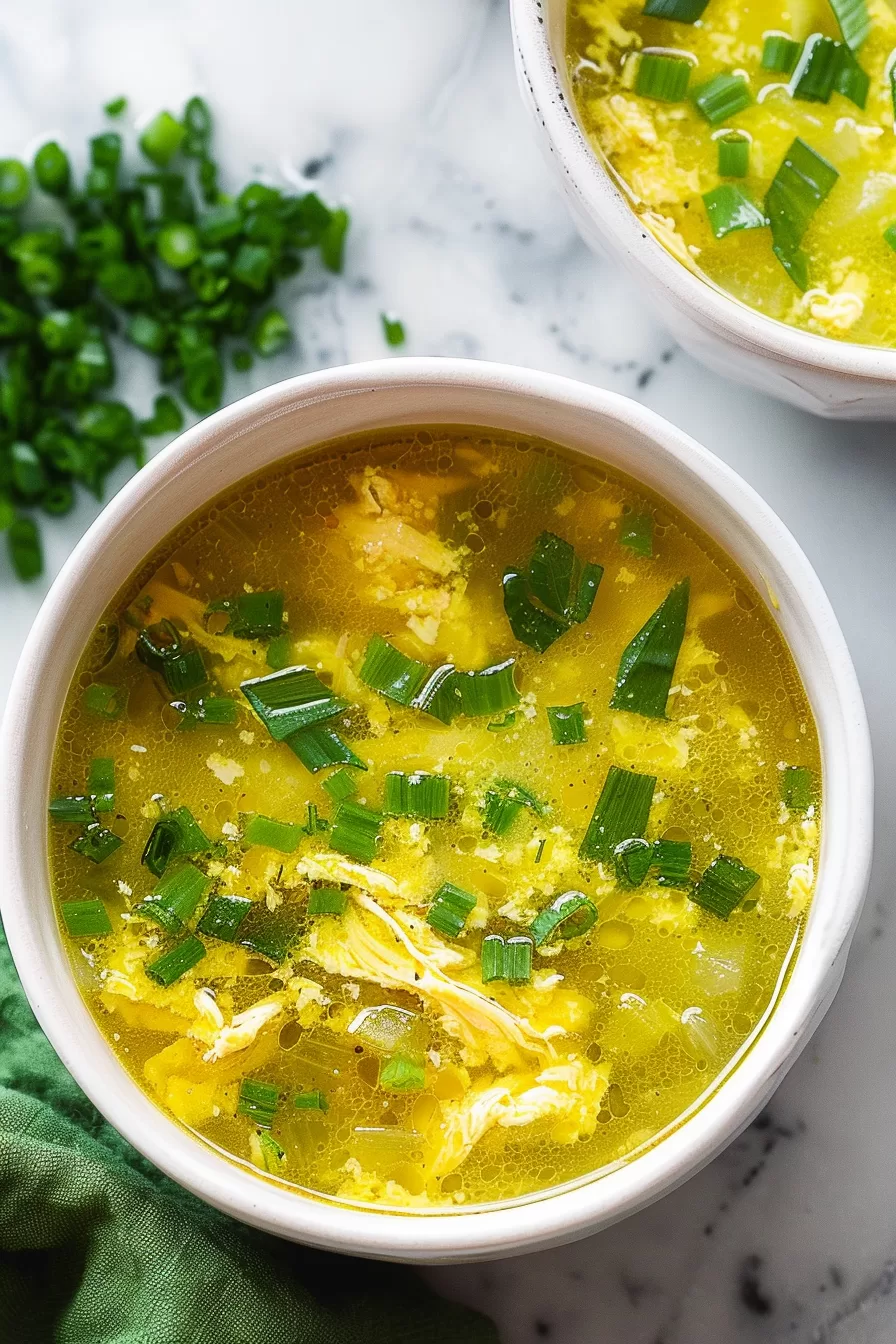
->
[567,0,896,346]
[48,427,820,1209]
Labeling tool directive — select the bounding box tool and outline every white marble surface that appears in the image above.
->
[2,2,896,1341]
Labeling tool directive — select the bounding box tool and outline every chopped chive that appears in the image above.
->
[307,886,347,915]
[506,935,534,984]
[761,33,801,73]
[620,511,654,556]
[139,110,186,167]
[330,800,383,863]
[580,765,656,863]
[883,223,896,253]
[145,934,206,986]
[503,532,603,654]
[635,53,692,102]
[294,1089,329,1111]
[173,695,238,730]
[692,72,752,126]
[83,682,127,720]
[791,34,841,103]
[206,590,284,640]
[834,46,869,108]
[240,665,346,740]
[251,310,292,357]
[322,768,358,802]
[254,1131,286,1171]
[481,933,506,983]
[718,133,750,178]
[487,710,518,733]
[162,648,207,696]
[141,806,211,877]
[781,765,815,810]
[87,757,115,813]
[691,855,760,919]
[287,724,365,773]
[197,894,252,941]
[237,1078,279,1128]
[61,899,112,937]
[426,881,477,939]
[238,909,298,964]
[610,578,689,718]
[413,663,461,725]
[379,1051,425,1091]
[766,137,838,290]
[614,836,653,887]
[139,861,211,930]
[49,795,95,824]
[104,96,128,118]
[9,518,43,580]
[530,891,598,946]
[359,635,429,706]
[302,801,328,835]
[457,659,520,717]
[829,0,870,51]
[642,0,708,19]
[702,185,768,240]
[243,814,303,854]
[653,838,692,887]
[482,778,545,837]
[70,823,122,864]
[547,702,586,746]
[265,632,293,671]
[381,312,406,347]
[383,771,451,820]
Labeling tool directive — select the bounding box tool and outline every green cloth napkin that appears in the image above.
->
[0,926,499,1344]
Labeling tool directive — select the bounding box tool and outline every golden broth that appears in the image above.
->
[48,427,820,1209]
[567,0,896,346]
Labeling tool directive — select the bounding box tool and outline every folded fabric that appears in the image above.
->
[0,926,499,1344]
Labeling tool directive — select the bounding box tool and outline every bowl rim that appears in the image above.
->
[0,357,873,1262]
[509,0,896,385]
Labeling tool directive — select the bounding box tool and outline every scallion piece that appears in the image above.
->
[692,72,752,126]
[240,665,346,740]
[197,894,252,941]
[457,659,520,717]
[884,222,896,252]
[717,133,750,178]
[614,836,653,887]
[381,312,406,347]
[481,933,506,983]
[70,822,122,864]
[503,531,603,653]
[610,579,689,718]
[620,511,654,556]
[237,1078,279,1128]
[781,765,815,810]
[206,590,284,640]
[635,53,692,103]
[691,855,760,919]
[530,891,598,946]
[294,1089,329,1111]
[87,757,115,813]
[307,886,348,915]
[330,800,383,863]
[761,34,801,74]
[145,934,206,986]
[287,724,365,773]
[139,110,186,167]
[254,1132,286,1171]
[834,46,869,108]
[359,635,429,706]
[265,632,293,671]
[829,0,870,51]
[243,814,302,854]
[139,861,211,930]
[49,795,95,824]
[579,765,656,863]
[83,682,127,720]
[61,899,112,937]
[173,696,238,730]
[482,778,545,837]
[790,34,841,103]
[379,1051,425,1091]
[383,771,451,820]
[766,137,838,289]
[427,882,477,939]
[547,702,586,746]
[162,649,207,695]
[141,806,211,877]
[506,936,534,984]
[642,0,708,20]
[238,911,297,964]
[487,710,518,733]
[413,663,461,725]
[702,185,768,240]
[135,618,183,675]
[322,768,358,802]
[653,838,693,887]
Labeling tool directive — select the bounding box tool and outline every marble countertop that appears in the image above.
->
[3,2,895,1340]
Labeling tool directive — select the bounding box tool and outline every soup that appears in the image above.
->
[48,428,819,1209]
[567,0,896,346]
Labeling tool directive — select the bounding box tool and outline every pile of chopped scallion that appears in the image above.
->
[0,95,354,582]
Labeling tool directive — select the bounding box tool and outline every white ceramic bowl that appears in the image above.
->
[511,0,896,419]
[0,358,872,1263]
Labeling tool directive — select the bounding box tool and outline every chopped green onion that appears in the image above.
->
[653,838,692,887]
[614,837,653,887]
[381,312,406,347]
[254,1131,286,1171]
[322,768,358,802]
[702,185,768,240]
[287,724,365,773]
[383,771,450,820]
[243,814,302,854]
[294,1089,329,1111]
[208,590,285,642]
[487,710,518,733]
[173,696,238,730]
[530,891,598,946]
[237,1078,279,1128]
[70,823,122,864]
[481,933,506,983]
[302,802,328,835]
[834,46,869,108]
[104,96,128,117]
[33,141,71,195]
[265,632,292,670]
[139,861,211,930]
[547,702,586,746]
[49,795,95,824]
[0,159,29,210]
[307,886,348,915]
[413,663,461,725]
[791,35,842,102]
[503,531,603,654]
[457,659,520,717]
[240,665,346,740]
[139,110,186,166]
[482,778,545,837]
[238,911,297,964]
[635,53,692,103]
[691,855,760,919]
[620,511,654,556]
[61,899,112,937]
[761,34,801,74]
[87,757,115,813]
[8,518,42,580]
[717,133,750,178]
[135,619,183,670]
[142,806,211,877]
[781,765,815,810]
[330,800,383,863]
[580,765,656,863]
[161,649,207,696]
[320,207,349,273]
[642,0,708,20]
[427,882,477,939]
[379,1052,425,1091]
[692,72,752,126]
[83,682,127,719]
[251,310,292,357]
[829,0,870,51]
[359,634,429,706]
[610,579,689,718]
[766,137,838,289]
[197,894,252,941]
[145,934,206,987]
[506,936,534,984]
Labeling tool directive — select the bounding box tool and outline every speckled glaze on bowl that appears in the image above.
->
[511,0,896,419]
[0,360,872,1262]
